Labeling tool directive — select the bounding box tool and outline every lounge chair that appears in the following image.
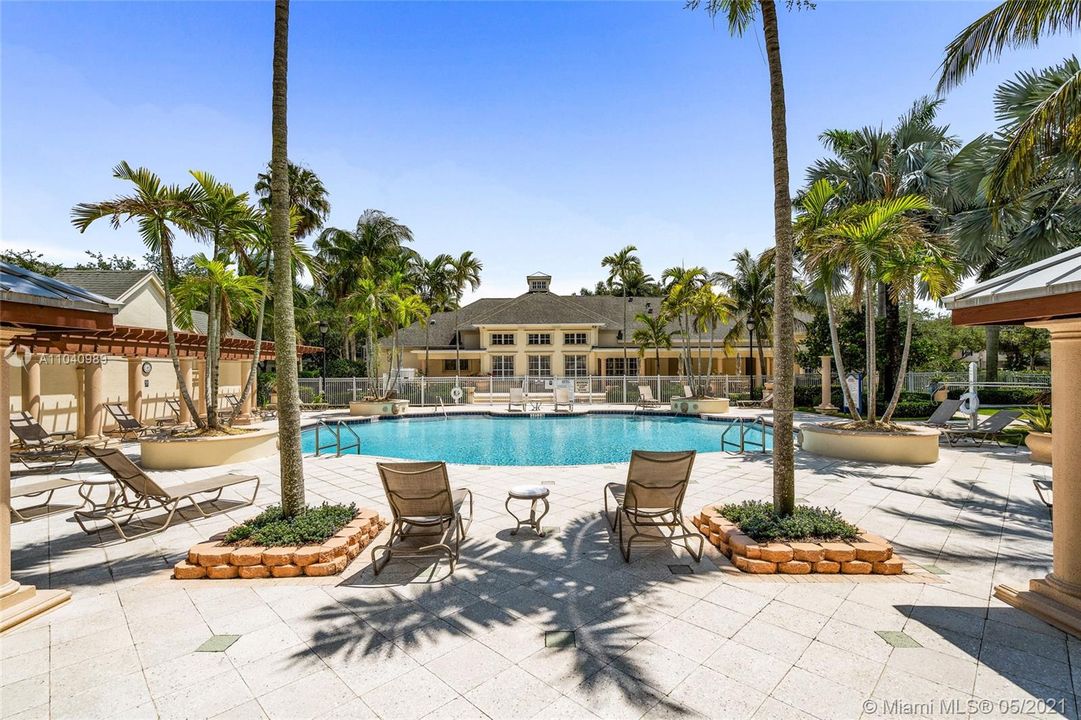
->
[152,399,184,427]
[735,391,774,409]
[683,385,694,398]
[508,387,528,412]
[9,412,104,472]
[603,450,702,562]
[553,387,574,412]
[73,446,260,541]
[913,398,964,428]
[940,409,1022,447]
[1034,478,1052,524]
[371,461,473,574]
[104,402,161,440]
[634,385,661,412]
[11,478,84,521]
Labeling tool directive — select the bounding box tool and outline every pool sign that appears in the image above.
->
[843,372,863,414]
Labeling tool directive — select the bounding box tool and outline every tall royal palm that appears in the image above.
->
[632,312,673,379]
[71,162,205,428]
[688,0,797,515]
[601,245,642,377]
[270,0,305,515]
[255,161,330,239]
[448,251,483,378]
[717,250,775,393]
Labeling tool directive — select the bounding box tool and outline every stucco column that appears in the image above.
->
[178,358,194,424]
[816,355,837,411]
[127,357,143,421]
[81,361,104,438]
[233,360,254,425]
[1,329,70,631]
[996,318,1081,637]
[20,354,41,421]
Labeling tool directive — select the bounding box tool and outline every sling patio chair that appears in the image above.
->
[603,449,702,562]
[683,384,694,398]
[10,477,85,522]
[735,391,774,409]
[73,446,260,541]
[634,385,661,412]
[1033,477,1053,525]
[941,409,1022,447]
[553,386,574,413]
[9,412,106,472]
[508,387,528,412]
[913,398,965,428]
[104,402,163,441]
[223,392,275,421]
[372,461,473,575]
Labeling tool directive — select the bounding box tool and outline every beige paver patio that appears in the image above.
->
[4,409,1074,719]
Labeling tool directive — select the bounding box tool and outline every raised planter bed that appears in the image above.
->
[670,397,730,414]
[173,508,386,579]
[349,399,410,416]
[692,506,903,576]
[140,426,279,470]
[800,422,940,465]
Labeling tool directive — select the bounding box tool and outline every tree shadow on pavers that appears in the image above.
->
[894,604,1078,713]
[297,512,712,715]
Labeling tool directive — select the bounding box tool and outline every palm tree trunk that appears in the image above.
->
[706,326,714,396]
[762,0,795,516]
[985,325,1000,381]
[825,291,859,420]
[865,282,877,422]
[883,286,915,422]
[231,266,270,422]
[207,288,221,429]
[270,0,305,516]
[655,346,661,379]
[162,241,204,428]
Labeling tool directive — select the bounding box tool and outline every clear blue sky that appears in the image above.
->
[2,1,1076,300]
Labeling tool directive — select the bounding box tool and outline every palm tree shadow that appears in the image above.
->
[299,509,718,715]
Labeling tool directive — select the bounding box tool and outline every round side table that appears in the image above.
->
[505,485,550,537]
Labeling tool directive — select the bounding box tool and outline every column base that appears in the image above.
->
[231,414,255,426]
[994,577,1081,639]
[815,404,838,412]
[0,583,71,633]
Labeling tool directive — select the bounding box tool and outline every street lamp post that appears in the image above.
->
[424,318,436,406]
[318,320,329,399]
[746,317,756,400]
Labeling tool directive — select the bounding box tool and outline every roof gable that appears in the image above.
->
[54,269,157,302]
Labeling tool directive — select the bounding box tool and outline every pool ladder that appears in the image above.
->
[314,419,361,457]
[435,399,448,419]
[722,416,770,454]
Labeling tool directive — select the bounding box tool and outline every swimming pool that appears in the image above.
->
[301,413,772,466]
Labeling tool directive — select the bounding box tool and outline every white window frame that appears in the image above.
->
[490,333,515,346]
[564,355,588,377]
[605,357,639,376]
[527,333,552,346]
[563,332,588,345]
[490,355,515,377]
[528,355,552,376]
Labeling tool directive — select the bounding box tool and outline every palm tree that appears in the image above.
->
[716,250,774,393]
[385,292,431,393]
[448,251,483,378]
[693,285,731,395]
[70,162,205,428]
[254,160,330,239]
[173,256,263,354]
[602,245,643,377]
[938,1,1081,200]
[269,0,305,515]
[185,171,257,429]
[661,266,708,392]
[413,254,455,377]
[688,0,797,515]
[315,210,415,362]
[632,312,673,379]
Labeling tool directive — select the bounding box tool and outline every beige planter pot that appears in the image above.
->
[1025,431,1052,464]
[670,398,730,414]
[932,388,948,403]
[349,399,409,416]
[800,423,940,465]
[141,427,279,470]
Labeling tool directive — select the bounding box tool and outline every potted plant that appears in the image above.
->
[1021,405,1052,464]
[929,374,949,403]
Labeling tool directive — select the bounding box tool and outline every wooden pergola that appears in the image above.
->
[945,247,1081,637]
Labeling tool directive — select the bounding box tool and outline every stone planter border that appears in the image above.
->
[800,422,940,465]
[173,509,386,580]
[693,506,903,576]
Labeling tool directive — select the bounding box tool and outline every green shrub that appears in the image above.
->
[223,502,358,546]
[947,386,1044,405]
[714,500,860,543]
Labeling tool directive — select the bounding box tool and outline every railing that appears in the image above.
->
[721,416,769,454]
[904,370,1051,392]
[313,419,361,457]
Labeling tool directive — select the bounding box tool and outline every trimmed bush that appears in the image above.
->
[714,500,860,543]
[224,502,358,546]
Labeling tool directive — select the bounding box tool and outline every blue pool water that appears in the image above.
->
[301,414,772,466]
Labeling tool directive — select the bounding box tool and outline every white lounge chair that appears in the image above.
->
[554,387,574,413]
[508,387,528,412]
[634,385,661,412]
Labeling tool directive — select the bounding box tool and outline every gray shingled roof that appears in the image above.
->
[54,270,153,301]
[388,291,743,348]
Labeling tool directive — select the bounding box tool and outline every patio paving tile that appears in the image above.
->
[7,425,1078,720]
